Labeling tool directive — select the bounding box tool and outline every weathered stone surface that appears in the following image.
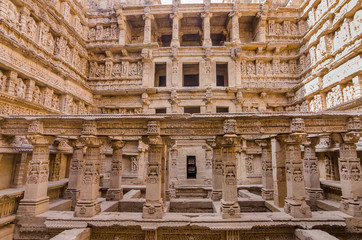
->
[0,0,361,239]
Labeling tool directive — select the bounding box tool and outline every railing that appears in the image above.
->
[320,179,342,202]
[0,192,23,219]
[0,178,69,221]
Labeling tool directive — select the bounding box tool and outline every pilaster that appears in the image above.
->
[12,152,28,188]
[106,138,126,201]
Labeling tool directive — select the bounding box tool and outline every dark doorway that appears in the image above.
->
[187,156,197,179]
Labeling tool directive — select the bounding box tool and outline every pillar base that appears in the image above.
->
[142,201,164,219]
[74,200,101,217]
[306,188,324,211]
[64,189,79,210]
[221,200,241,219]
[17,196,50,217]
[171,40,180,48]
[211,190,222,201]
[284,199,312,218]
[340,198,362,217]
[106,188,123,201]
[261,188,274,200]
[203,39,212,47]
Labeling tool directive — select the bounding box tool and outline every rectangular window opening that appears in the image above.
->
[184,106,200,114]
[160,35,172,47]
[216,107,229,113]
[183,63,199,87]
[187,156,197,179]
[156,108,167,114]
[216,63,228,87]
[155,63,167,87]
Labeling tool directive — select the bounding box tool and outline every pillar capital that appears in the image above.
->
[228,10,241,18]
[255,139,270,149]
[26,135,55,146]
[303,136,320,147]
[81,136,102,148]
[170,12,183,20]
[110,139,126,149]
[201,11,213,19]
[341,132,361,144]
[278,133,306,145]
[69,138,85,150]
[143,13,154,21]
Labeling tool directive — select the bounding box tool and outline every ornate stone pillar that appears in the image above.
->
[74,121,101,217]
[19,7,30,34]
[170,141,178,186]
[17,121,55,216]
[254,14,267,42]
[271,137,287,207]
[212,145,223,201]
[202,12,212,47]
[6,71,17,96]
[334,131,362,216]
[74,135,102,217]
[141,49,153,88]
[170,13,182,48]
[64,139,85,210]
[115,7,127,46]
[204,141,213,185]
[279,133,311,218]
[303,137,323,210]
[229,11,241,44]
[24,79,35,102]
[143,10,154,44]
[106,138,125,201]
[256,140,274,200]
[221,119,240,218]
[143,121,164,219]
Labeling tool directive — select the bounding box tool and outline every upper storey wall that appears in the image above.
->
[0,0,94,115]
[0,0,360,115]
[86,0,310,114]
[293,0,362,112]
